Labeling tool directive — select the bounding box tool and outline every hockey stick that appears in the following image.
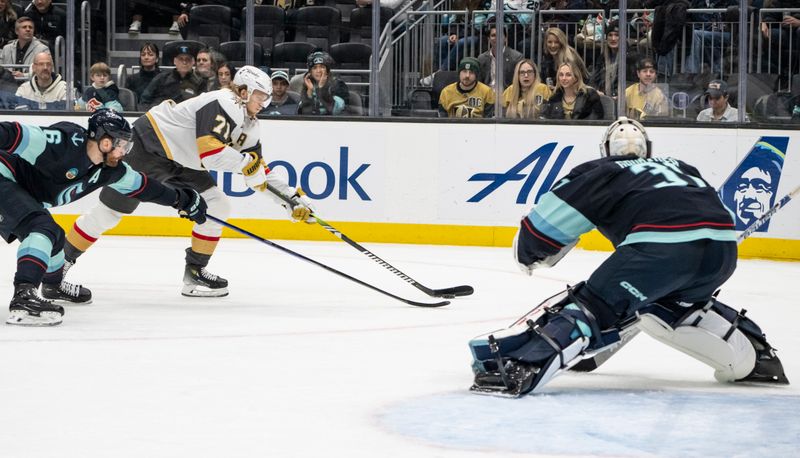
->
[207,215,450,308]
[737,183,800,243]
[265,184,474,298]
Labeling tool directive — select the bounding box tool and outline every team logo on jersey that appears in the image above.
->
[65,167,78,180]
[718,136,789,232]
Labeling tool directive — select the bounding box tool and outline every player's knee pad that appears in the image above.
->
[194,187,230,237]
[637,299,757,382]
[73,203,126,240]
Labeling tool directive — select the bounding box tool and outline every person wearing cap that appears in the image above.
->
[139,42,208,110]
[263,70,300,116]
[624,57,668,120]
[438,56,496,118]
[298,50,350,116]
[696,79,748,122]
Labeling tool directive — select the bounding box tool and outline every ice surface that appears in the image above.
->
[0,236,797,457]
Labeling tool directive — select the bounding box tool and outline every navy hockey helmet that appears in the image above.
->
[600,117,652,159]
[87,108,133,154]
[307,51,334,71]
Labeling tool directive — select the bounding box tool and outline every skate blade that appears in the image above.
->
[469,384,523,398]
[47,298,93,307]
[5,310,63,326]
[181,285,229,298]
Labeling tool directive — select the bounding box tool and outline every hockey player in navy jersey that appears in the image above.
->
[61,66,314,299]
[469,117,789,396]
[0,109,208,326]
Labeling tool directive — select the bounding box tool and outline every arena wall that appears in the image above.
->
[8,114,798,260]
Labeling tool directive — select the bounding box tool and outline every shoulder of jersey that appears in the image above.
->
[208,89,245,123]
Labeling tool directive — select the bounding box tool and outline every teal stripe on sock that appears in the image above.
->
[47,250,64,273]
[18,232,53,266]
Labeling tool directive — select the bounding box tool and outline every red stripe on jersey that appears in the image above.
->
[199,147,225,159]
[73,224,98,243]
[126,173,148,198]
[631,221,735,232]
[18,256,47,270]
[0,153,16,175]
[9,122,21,152]
[522,217,563,249]
[191,231,220,242]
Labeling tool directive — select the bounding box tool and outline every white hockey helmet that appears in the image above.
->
[600,117,652,158]
[234,65,273,108]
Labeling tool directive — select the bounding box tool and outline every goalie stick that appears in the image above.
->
[207,215,449,308]
[737,183,800,243]
[265,184,474,298]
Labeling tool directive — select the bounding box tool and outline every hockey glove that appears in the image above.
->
[173,188,208,224]
[241,150,267,192]
[283,188,316,223]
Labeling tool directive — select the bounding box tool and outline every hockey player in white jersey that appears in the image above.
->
[58,66,314,300]
[469,118,789,396]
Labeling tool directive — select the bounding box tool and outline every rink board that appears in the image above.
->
[5,114,798,260]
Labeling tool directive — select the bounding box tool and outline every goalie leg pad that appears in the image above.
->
[638,299,760,382]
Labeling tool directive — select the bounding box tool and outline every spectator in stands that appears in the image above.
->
[502,59,552,119]
[139,44,207,110]
[591,19,621,98]
[263,70,300,116]
[76,61,123,113]
[541,60,604,120]
[760,0,800,82]
[696,79,748,122]
[625,57,669,120]
[213,61,235,91]
[22,0,65,49]
[438,56,495,118]
[128,1,182,35]
[540,27,589,89]
[477,23,523,88]
[195,48,218,92]
[298,51,349,116]
[0,16,48,78]
[15,51,66,110]
[126,42,160,104]
[686,0,738,75]
[437,0,482,72]
[0,0,23,49]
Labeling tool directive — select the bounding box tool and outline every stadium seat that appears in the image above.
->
[292,6,342,52]
[219,41,264,68]
[334,0,357,24]
[117,87,137,112]
[186,5,232,50]
[347,6,394,45]
[431,70,459,105]
[271,41,317,75]
[329,42,371,92]
[344,90,364,116]
[242,5,285,63]
[599,94,616,120]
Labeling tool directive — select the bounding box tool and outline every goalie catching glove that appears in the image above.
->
[173,188,208,224]
[283,188,316,223]
[240,145,268,192]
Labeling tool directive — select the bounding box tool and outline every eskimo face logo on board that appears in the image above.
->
[718,137,789,232]
[467,142,574,204]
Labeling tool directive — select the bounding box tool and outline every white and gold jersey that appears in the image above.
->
[133,89,260,172]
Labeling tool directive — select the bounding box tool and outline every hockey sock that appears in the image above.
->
[185,247,213,267]
[15,232,53,286]
[41,249,65,285]
[190,232,219,260]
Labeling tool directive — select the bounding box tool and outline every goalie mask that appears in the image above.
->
[234,65,273,109]
[600,117,652,159]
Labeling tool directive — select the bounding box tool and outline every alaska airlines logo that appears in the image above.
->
[718,136,789,232]
[467,142,573,204]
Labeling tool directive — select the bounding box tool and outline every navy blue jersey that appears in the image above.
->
[518,154,737,262]
[0,121,176,208]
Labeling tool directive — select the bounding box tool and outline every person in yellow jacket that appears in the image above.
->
[502,59,552,119]
[438,57,496,118]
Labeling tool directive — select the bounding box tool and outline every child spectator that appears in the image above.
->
[263,70,300,115]
[625,57,669,120]
[77,61,123,112]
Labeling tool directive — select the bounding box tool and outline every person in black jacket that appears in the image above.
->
[298,51,349,116]
[542,60,604,120]
[22,0,64,49]
[139,43,207,110]
[127,43,161,105]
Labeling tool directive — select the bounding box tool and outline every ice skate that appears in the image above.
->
[470,360,539,397]
[6,283,64,326]
[182,264,229,297]
[41,281,92,305]
[736,340,789,385]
